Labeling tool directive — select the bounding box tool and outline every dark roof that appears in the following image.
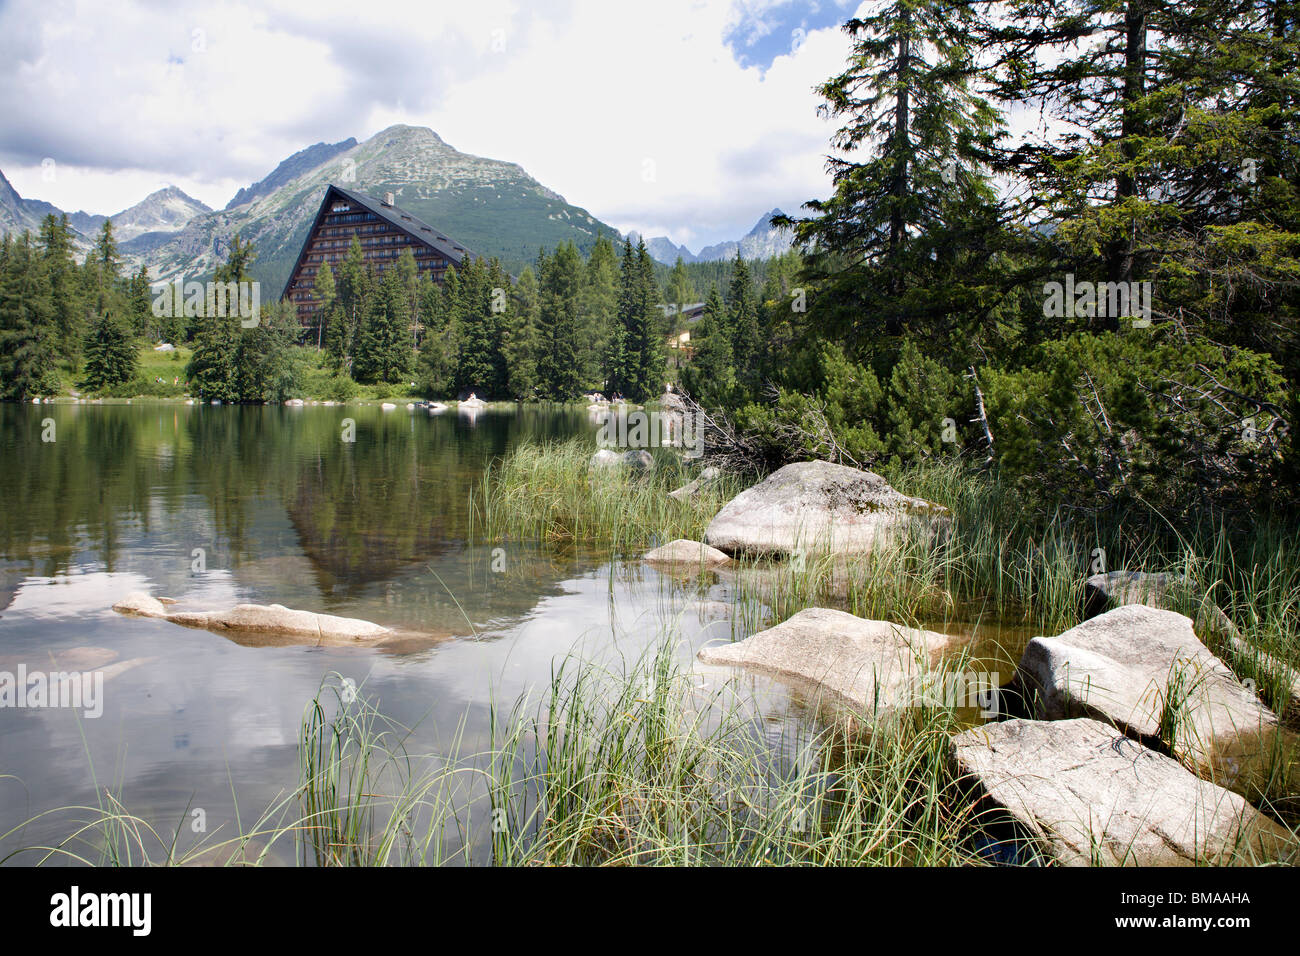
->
[330,185,478,264]
[282,184,479,299]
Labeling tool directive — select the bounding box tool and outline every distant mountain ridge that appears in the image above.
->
[629,208,794,265]
[0,170,210,251]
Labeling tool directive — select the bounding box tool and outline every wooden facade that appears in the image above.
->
[282,184,476,332]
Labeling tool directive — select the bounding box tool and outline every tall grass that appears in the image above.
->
[470,438,744,554]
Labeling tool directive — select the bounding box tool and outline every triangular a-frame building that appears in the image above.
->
[282,184,477,334]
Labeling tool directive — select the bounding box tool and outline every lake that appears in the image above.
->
[0,402,1031,864]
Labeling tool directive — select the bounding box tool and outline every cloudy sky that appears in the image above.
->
[0,0,865,250]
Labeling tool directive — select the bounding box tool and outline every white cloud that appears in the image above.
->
[0,0,857,248]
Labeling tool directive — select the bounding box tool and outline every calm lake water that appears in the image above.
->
[0,403,1031,864]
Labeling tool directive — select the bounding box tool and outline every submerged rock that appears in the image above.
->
[642,539,730,568]
[697,607,964,719]
[950,717,1294,866]
[1016,605,1281,780]
[113,590,393,646]
[703,459,948,557]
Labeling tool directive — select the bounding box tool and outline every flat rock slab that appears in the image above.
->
[113,591,394,647]
[1017,605,1280,780]
[643,539,730,568]
[697,607,965,719]
[950,717,1295,866]
[703,459,948,557]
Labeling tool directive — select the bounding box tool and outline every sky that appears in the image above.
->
[0,0,865,251]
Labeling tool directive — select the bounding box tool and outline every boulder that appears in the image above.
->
[113,591,168,617]
[697,607,965,719]
[643,539,730,568]
[703,460,949,557]
[589,448,654,470]
[1017,605,1281,780]
[459,393,488,410]
[1084,569,1300,717]
[668,466,721,502]
[950,717,1295,866]
[113,591,393,646]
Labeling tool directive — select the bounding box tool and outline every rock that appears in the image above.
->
[162,604,391,643]
[697,607,964,719]
[589,448,654,471]
[1017,605,1281,780]
[113,592,393,646]
[623,449,654,470]
[113,591,168,617]
[1084,570,1300,717]
[643,539,730,568]
[459,393,488,409]
[381,402,396,410]
[703,460,949,557]
[284,398,305,406]
[668,466,721,502]
[950,717,1295,866]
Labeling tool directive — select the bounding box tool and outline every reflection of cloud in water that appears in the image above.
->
[6,568,154,620]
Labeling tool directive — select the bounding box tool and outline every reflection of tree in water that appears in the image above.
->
[0,405,156,574]
[283,406,591,596]
[0,403,592,596]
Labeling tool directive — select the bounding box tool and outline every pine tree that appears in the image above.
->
[502,265,540,399]
[581,237,619,389]
[354,265,411,384]
[0,234,60,400]
[680,285,735,407]
[790,1,1004,349]
[81,308,137,392]
[727,254,760,391]
[536,243,584,400]
[627,238,665,402]
[312,259,337,351]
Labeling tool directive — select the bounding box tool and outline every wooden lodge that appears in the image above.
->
[282,184,477,334]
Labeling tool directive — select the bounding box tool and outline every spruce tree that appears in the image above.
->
[536,243,583,400]
[81,308,137,392]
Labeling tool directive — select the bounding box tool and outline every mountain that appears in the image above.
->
[695,208,793,262]
[0,173,210,252]
[632,208,795,266]
[0,168,78,240]
[144,125,625,290]
[625,232,697,265]
[225,138,357,210]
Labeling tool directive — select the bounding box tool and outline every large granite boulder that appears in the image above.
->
[703,460,948,557]
[950,717,1295,866]
[642,539,730,569]
[1084,570,1300,717]
[697,607,965,719]
[1016,605,1281,781]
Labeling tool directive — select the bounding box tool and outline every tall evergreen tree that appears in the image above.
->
[536,243,584,400]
